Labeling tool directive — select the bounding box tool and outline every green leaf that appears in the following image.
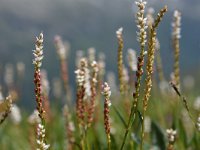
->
[151,121,166,150]
[137,110,143,125]
[112,105,127,128]
[133,110,142,134]
[110,134,117,150]
[178,119,188,148]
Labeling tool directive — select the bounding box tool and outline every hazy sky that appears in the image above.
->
[0,0,200,21]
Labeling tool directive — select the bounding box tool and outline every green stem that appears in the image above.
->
[79,124,85,150]
[140,112,145,150]
[107,134,111,150]
[85,127,90,150]
[120,107,137,150]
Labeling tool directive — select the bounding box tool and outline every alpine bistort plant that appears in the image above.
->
[0,95,13,125]
[36,124,50,150]
[54,35,71,103]
[87,61,99,127]
[102,82,112,150]
[141,6,167,149]
[121,0,148,148]
[75,58,88,126]
[127,49,137,72]
[116,27,125,94]
[33,32,50,149]
[172,10,181,88]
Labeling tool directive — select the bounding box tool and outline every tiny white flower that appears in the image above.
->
[166,128,177,143]
[28,109,41,124]
[33,33,44,68]
[10,104,21,125]
[172,10,181,39]
[102,82,112,98]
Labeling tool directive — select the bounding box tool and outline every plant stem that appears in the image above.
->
[107,134,111,150]
[120,107,136,150]
[140,113,145,150]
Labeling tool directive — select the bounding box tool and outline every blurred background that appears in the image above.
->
[0,0,200,110]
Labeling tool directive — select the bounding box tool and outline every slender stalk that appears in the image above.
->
[170,81,197,129]
[107,134,111,150]
[141,6,168,150]
[75,58,88,149]
[87,61,99,128]
[121,0,147,148]
[33,33,50,149]
[102,82,112,150]
[116,27,125,94]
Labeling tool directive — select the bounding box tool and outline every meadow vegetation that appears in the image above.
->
[0,0,200,150]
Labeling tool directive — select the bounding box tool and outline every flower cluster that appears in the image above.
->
[28,109,41,124]
[98,52,106,78]
[54,35,69,60]
[116,27,123,39]
[172,10,181,39]
[135,0,147,46]
[172,9,181,88]
[0,95,13,125]
[10,104,21,125]
[146,7,155,27]
[155,38,160,51]
[33,33,45,120]
[87,61,99,127]
[107,72,117,94]
[166,128,177,144]
[127,49,137,71]
[54,35,71,103]
[36,124,50,150]
[16,62,25,78]
[102,82,112,148]
[116,27,125,94]
[33,33,44,69]
[52,78,62,99]
[75,69,85,87]
[75,58,88,87]
[84,64,91,99]
[75,58,88,125]
[102,82,111,103]
[88,47,96,63]
[4,64,14,88]
[91,61,99,83]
